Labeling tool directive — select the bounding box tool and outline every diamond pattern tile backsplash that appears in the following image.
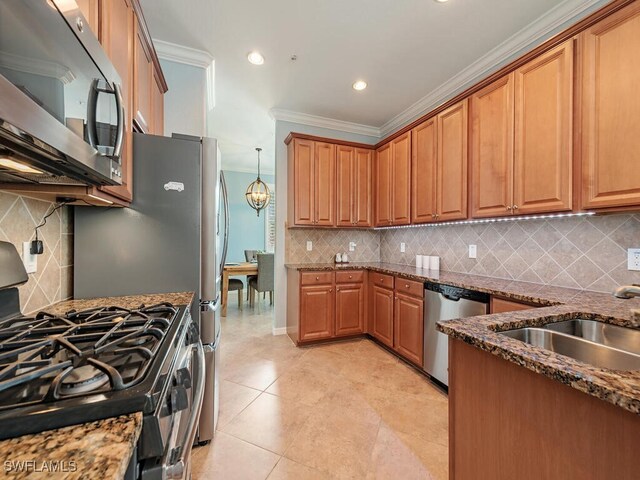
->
[0,191,73,314]
[286,228,380,264]
[380,214,640,293]
[286,214,640,293]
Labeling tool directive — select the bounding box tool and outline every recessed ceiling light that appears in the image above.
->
[247,51,265,65]
[434,0,450,3]
[352,80,367,91]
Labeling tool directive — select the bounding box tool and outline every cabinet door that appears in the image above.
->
[372,285,394,347]
[514,40,573,214]
[375,143,393,226]
[314,142,336,226]
[470,74,514,218]
[152,69,164,136]
[581,2,640,209]
[335,283,365,336]
[437,100,468,221]
[293,139,315,225]
[100,0,134,202]
[391,131,412,225]
[394,292,424,366]
[412,118,437,224]
[300,285,334,341]
[336,145,355,227]
[353,148,373,227]
[133,23,152,134]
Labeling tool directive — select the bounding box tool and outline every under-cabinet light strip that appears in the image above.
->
[373,212,596,230]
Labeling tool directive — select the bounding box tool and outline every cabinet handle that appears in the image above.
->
[506,206,512,211]
[513,205,519,210]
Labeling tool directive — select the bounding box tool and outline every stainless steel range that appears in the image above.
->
[0,241,205,480]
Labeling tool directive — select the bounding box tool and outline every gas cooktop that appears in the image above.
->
[0,302,190,439]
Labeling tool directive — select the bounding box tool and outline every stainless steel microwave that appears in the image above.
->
[0,0,124,186]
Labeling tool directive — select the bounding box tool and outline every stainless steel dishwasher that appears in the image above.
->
[423,283,489,387]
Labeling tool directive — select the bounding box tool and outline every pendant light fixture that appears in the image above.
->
[245,147,271,217]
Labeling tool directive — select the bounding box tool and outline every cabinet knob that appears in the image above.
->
[405,284,409,288]
[506,206,512,211]
[336,288,340,292]
[349,275,353,279]
[329,289,333,293]
[513,205,519,210]
[431,214,437,219]
[315,276,319,280]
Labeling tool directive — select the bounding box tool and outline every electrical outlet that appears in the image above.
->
[469,244,477,259]
[22,242,37,274]
[306,241,313,252]
[628,248,640,271]
[349,241,356,252]
[400,242,406,253]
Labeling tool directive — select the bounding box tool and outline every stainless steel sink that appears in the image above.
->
[500,326,640,371]
[544,319,640,355]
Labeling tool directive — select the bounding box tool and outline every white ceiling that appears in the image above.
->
[140,0,607,173]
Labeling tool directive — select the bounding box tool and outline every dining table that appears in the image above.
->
[221,262,258,316]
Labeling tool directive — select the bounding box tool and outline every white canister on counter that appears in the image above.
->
[422,255,432,269]
[342,253,349,263]
[429,256,440,271]
[335,253,342,263]
[416,255,423,269]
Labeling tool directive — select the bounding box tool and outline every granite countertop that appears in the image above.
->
[0,291,195,479]
[0,413,142,479]
[286,262,640,414]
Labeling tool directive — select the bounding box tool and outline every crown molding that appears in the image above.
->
[379,0,610,137]
[153,39,213,68]
[0,51,75,84]
[270,108,381,139]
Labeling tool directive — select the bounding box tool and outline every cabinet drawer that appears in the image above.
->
[336,270,365,284]
[372,272,394,289]
[490,297,535,314]
[395,278,424,298]
[300,271,334,286]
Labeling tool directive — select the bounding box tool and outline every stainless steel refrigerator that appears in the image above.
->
[74,132,228,444]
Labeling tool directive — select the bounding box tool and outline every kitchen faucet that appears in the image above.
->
[613,284,640,299]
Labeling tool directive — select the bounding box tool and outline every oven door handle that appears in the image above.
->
[165,340,206,480]
[86,79,125,162]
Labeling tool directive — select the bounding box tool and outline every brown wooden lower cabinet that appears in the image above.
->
[299,284,334,342]
[371,284,394,347]
[449,339,640,479]
[288,270,365,344]
[394,291,424,365]
[490,296,536,313]
[335,283,365,336]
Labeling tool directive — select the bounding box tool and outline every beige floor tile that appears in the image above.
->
[284,409,380,479]
[220,392,313,455]
[367,423,434,480]
[191,431,280,480]
[267,457,329,480]
[217,380,261,428]
[223,354,292,391]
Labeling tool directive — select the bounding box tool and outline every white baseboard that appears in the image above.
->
[272,327,287,336]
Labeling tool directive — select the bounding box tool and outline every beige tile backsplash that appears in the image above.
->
[0,191,73,314]
[286,228,380,264]
[286,214,640,293]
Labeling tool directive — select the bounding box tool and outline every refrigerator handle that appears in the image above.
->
[219,171,230,269]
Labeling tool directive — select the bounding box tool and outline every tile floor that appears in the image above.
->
[191,297,449,480]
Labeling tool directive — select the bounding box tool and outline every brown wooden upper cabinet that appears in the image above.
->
[336,146,372,227]
[288,137,336,226]
[375,131,411,226]
[411,101,468,224]
[580,2,640,210]
[134,21,153,134]
[411,117,437,223]
[437,100,468,222]
[99,0,135,202]
[470,40,573,218]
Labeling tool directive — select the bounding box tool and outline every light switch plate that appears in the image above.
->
[306,241,313,252]
[469,244,477,259]
[400,242,406,253]
[628,248,640,271]
[22,242,37,274]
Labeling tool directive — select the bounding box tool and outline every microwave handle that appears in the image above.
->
[112,82,125,160]
[86,78,100,149]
